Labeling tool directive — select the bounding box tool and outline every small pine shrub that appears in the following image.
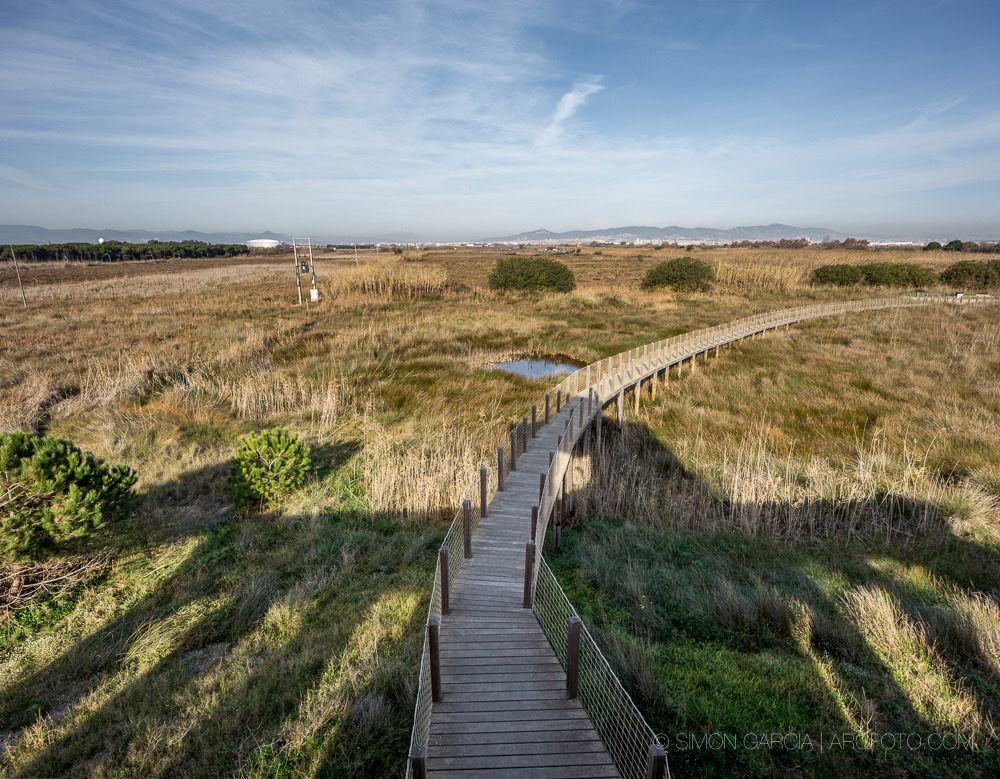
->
[0,432,137,562]
[641,257,715,292]
[940,259,1000,290]
[228,428,311,513]
[487,256,576,293]
[811,263,936,288]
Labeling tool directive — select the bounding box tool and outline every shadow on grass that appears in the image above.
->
[0,449,443,778]
[552,417,1000,778]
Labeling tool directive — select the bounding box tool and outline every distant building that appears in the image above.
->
[246,239,281,249]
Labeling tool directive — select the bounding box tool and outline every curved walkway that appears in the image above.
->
[408,295,991,779]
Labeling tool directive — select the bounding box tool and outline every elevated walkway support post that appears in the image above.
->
[567,616,582,698]
[523,541,535,608]
[497,446,504,492]
[647,745,668,779]
[439,548,450,615]
[480,467,488,518]
[463,500,472,559]
[409,747,427,779]
[428,619,441,702]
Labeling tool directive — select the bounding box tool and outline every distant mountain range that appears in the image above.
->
[3,222,993,247]
[495,224,849,244]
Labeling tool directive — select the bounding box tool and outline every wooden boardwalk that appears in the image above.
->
[426,395,619,778]
[410,296,990,778]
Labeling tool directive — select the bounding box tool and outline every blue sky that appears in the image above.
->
[1,0,999,240]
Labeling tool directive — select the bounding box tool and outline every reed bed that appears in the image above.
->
[325,259,445,300]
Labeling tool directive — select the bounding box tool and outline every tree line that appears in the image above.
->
[0,241,250,263]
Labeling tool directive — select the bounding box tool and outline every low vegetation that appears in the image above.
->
[940,259,1000,290]
[641,256,715,292]
[228,428,312,514]
[556,303,1000,777]
[1,242,250,263]
[811,261,937,287]
[487,255,576,292]
[0,432,137,563]
[0,244,997,776]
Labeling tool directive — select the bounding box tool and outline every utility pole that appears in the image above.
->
[9,246,26,308]
[354,243,359,268]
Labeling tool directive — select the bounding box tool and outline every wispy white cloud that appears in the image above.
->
[536,82,604,147]
[0,0,997,237]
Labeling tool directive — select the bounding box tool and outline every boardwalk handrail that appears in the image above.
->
[407,292,989,777]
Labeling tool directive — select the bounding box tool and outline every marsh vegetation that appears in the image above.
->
[0,244,996,776]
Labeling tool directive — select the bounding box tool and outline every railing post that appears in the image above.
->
[523,541,535,608]
[439,547,450,615]
[532,404,537,437]
[554,497,562,551]
[463,500,472,559]
[409,747,427,779]
[531,504,538,542]
[567,616,582,698]
[497,446,504,492]
[480,466,488,518]
[510,428,517,471]
[557,388,562,412]
[646,744,668,779]
[545,392,550,423]
[521,416,528,454]
[428,618,441,702]
[539,472,546,503]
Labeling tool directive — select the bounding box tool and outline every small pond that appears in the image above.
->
[488,358,581,379]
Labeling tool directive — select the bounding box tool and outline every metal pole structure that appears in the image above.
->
[354,243,359,268]
[9,246,27,308]
[292,239,303,305]
[308,238,317,298]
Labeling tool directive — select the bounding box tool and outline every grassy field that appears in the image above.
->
[0,244,996,776]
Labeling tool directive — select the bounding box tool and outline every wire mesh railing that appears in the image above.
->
[534,555,664,779]
[407,292,991,777]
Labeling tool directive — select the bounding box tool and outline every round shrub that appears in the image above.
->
[811,264,863,286]
[940,259,1000,290]
[0,432,137,562]
[228,428,311,513]
[487,256,576,293]
[923,241,942,251]
[641,257,715,292]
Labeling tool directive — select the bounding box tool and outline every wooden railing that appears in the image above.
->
[406,293,990,777]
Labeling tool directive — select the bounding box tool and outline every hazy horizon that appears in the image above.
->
[2,1,999,240]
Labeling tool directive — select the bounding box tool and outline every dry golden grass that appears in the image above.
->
[324,259,445,300]
[842,586,994,739]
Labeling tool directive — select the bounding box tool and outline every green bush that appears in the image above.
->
[487,256,576,293]
[810,264,863,286]
[940,259,1000,290]
[0,432,137,562]
[641,257,715,292]
[228,428,312,513]
[811,263,936,288]
[923,241,942,251]
[944,239,964,252]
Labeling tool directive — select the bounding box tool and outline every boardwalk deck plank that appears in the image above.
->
[426,396,621,777]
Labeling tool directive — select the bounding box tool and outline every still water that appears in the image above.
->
[488,359,579,379]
